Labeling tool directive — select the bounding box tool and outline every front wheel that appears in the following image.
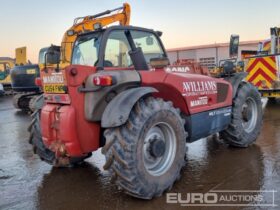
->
[102,97,187,199]
[220,82,263,147]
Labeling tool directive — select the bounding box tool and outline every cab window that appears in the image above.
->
[104,30,132,67]
[0,63,5,71]
[72,33,101,66]
[0,63,10,71]
[130,30,164,64]
[104,29,165,68]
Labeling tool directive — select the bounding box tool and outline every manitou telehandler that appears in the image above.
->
[29,3,263,199]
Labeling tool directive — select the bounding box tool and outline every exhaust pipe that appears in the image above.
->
[270,27,279,54]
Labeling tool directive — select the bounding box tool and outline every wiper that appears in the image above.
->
[77,37,93,44]
[77,33,101,44]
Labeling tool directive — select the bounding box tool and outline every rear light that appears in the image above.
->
[93,75,114,86]
[35,77,42,86]
[44,94,71,104]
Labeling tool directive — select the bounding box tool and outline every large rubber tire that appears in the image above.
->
[28,110,90,166]
[28,95,39,113]
[102,97,187,199]
[220,82,262,147]
[28,110,56,164]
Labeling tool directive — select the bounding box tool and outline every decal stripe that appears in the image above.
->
[246,56,278,88]
[247,62,277,80]
[251,74,272,88]
[248,69,274,83]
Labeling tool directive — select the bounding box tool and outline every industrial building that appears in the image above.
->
[167,40,261,69]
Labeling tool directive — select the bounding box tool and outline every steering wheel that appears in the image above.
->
[104,60,113,67]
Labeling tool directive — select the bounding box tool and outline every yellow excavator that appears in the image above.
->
[0,58,14,82]
[59,3,130,68]
[0,47,27,95]
[0,58,14,95]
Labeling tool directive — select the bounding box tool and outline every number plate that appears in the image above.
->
[262,92,280,97]
[26,69,36,74]
[43,84,65,93]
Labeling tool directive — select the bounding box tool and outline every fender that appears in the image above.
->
[84,70,141,122]
[224,72,247,98]
[101,87,158,128]
[30,94,44,111]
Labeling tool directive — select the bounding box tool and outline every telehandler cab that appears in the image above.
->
[29,3,263,199]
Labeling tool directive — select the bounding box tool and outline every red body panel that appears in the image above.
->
[168,59,210,76]
[41,104,83,156]
[40,65,232,157]
[44,93,71,104]
[140,70,232,114]
[40,65,101,156]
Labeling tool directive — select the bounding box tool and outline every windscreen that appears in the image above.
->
[72,33,101,66]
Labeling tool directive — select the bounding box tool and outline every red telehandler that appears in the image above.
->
[29,3,263,199]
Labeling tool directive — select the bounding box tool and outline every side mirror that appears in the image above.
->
[146,36,154,46]
[156,31,163,37]
[150,57,169,69]
[45,51,60,64]
[44,46,61,71]
[229,35,239,58]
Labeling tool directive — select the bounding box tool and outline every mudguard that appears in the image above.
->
[224,72,247,98]
[84,70,141,122]
[30,94,44,111]
[101,87,158,128]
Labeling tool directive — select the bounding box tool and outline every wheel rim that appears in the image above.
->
[241,97,258,133]
[143,122,177,176]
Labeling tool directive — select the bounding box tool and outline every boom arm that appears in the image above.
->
[60,3,131,65]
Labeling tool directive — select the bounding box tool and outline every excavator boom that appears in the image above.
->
[61,3,130,65]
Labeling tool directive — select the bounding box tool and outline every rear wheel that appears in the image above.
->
[220,82,262,147]
[28,110,90,166]
[102,97,187,199]
[28,95,40,113]
[28,110,56,164]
